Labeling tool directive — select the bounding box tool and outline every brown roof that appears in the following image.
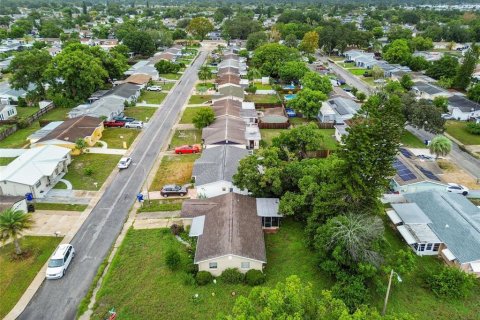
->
[125,73,151,85]
[222,53,239,60]
[217,67,240,77]
[150,52,174,64]
[212,98,242,118]
[181,193,266,263]
[202,117,246,145]
[0,196,24,212]
[216,74,241,85]
[37,116,102,143]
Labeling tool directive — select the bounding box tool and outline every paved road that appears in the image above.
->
[19,50,208,320]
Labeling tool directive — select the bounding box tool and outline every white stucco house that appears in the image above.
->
[447,95,480,121]
[0,103,17,120]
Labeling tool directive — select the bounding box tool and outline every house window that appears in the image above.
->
[418,244,426,252]
[241,262,250,269]
[426,243,432,251]
[35,180,42,188]
[433,243,440,252]
[209,262,217,269]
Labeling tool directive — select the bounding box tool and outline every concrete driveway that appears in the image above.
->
[26,210,82,237]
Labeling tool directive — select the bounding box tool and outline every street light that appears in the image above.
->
[382,269,402,316]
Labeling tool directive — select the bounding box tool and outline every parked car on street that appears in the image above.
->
[46,244,75,279]
[146,86,162,91]
[125,121,144,129]
[161,184,188,197]
[112,116,136,123]
[446,183,469,195]
[117,157,132,169]
[175,144,201,154]
[103,120,125,128]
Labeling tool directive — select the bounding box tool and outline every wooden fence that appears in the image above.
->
[0,125,17,141]
[317,122,335,129]
[306,149,335,158]
[259,121,290,129]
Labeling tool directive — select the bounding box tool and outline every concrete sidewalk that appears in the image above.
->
[86,148,127,155]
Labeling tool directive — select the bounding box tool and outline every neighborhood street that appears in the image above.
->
[18,50,208,320]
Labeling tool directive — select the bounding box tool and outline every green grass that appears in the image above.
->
[245,94,281,104]
[150,154,199,190]
[0,157,16,165]
[253,83,273,90]
[0,236,62,319]
[160,73,182,80]
[101,128,140,149]
[137,199,184,213]
[39,107,70,121]
[188,95,213,104]
[339,62,356,68]
[401,131,426,148]
[62,154,122,190]
[123,106,157,122]
[289,117,310,127]
[318,129,338,150]
[0,122,40,148]
[152,81,175,91]
[138,91,167,105]
[14,106,39,119]
[349,68,367,76]
[179,107,210,124]
[196,83,215,91]
[169,129,202,149]
[445,120,480,145]
[33,203,87,211]
[91,220,329,320]
[260,129,284,146]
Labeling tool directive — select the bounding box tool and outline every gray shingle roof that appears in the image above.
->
[202,117,247,145]
[413,81,446,95]
[192,145,249,186]
[448,95,480,113]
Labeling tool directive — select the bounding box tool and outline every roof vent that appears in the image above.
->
[445,224,449,228]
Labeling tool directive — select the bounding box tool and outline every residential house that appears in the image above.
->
[334,124,349,143]
[0,82,32,103]
[0,146,71,198]
[192,145,250,198]
[216,74,241,86]
[318,97,360,124]
[212,98,258,124]
[0,196,28,213]
[217,84,245,100]
[388,190,480,277]
[258,107,289,126]
[180,193,267,276]
[447,95,480,121]
[105,83,141,104]
[217,67,240,77]
[202,117,260,149]
[68,95,125,120]
[28,121,64,144]
[412,81,451,100]
[0,103,17,120]
[0,57,13,71]
[124,60,159,81]
[124,73,152,87]
[33,116,104,154]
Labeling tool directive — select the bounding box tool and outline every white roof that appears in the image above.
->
[386,209,402,225]
[0,145,70,186]
[397,225,416,245]
[409,224,441,243]
[470,262,480,272]
[256,198,281,217]
[189,215,205,237]
[442,248,456,261]
[242,102,255,110]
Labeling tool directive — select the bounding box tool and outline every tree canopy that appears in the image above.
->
[251,43,301,78]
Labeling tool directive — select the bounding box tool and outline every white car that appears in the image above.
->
[125,121,144,129]
[46,244,75,279]
[446,183,469,195]
[118,157,132,169]
[146,86,162,91]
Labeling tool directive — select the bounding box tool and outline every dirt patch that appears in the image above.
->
[9,249,35,261]
[437,159,480,189]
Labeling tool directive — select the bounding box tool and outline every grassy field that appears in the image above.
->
[188,95,213,104]
[0,122,40,148]
[401,131,426,148]
[62,154,122,190]
[179,107,209,124]
[253,83,273,90]
[445,121,480,145]
[160,73,182,80]
[39,107,70,121]
[15,106,39,119]
[137,199,184,213]
[101,128,139,149]
[150,154,198,190]
[0,157,16,165]
[196,83,215,90]
[138,91,167,105]
[0,236,62,319]
[349,68,367,76]
[33,203,87,211]
[123,106,157,122]
[169,129,202,149]
[90,220,329,320]
[245,94,281,104]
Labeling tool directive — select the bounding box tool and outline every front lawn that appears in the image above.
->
[160,73,182,80]
[188,95,213,104]
[0,122,40,148]
[445,120,480,145]
[179,107,210,124]
[33,203,87,211]
[0,157,16,165]
[349,68,367,76]
[245,94,281,104]
[101,128,140,149]
[123,106,157,122]
[137,199,184,213]
[150,154,198,190]
[401,131,427,148]
[195,83,215,90]
[253,83,273,90]
[62,154,122,190]
[152,81,175,91]
[0,236,62,319]
[138,91,167,105]
[169,129,202,149]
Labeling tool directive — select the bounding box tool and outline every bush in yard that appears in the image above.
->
[245,269,266,286]
[16,118,29,129]
[245,85,257,94]
[332,274,369,311]
[165,248,182,271]
[192,107,215,129]
[220,268,244,284]
[355,91,366,102]
[83,167,94,176]
[170,224,184,236]
[154,60,181,74]
[196,271,213,285]
[185,263,198,275]
[466,122,480,135]
[426,266,476,298]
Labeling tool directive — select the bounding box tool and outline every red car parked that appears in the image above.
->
[175,144,201,154]
[103,120,125,128]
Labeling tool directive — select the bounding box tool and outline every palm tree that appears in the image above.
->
[429,135,452,159]
[198,65,212,84]
[247,67,262,81]
[0,208,34,255]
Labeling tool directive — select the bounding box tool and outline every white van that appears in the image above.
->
[46,244,75,279]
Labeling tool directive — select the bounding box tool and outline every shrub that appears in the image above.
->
[245,269,266,286]
[17,97,27,108]
[220,268,244,284]
[466,122,480,135]
[16,118,29,129]
[185,263,198,275]
[182,272,196,286]
[196,271,213,285]
[332,274,368,311]
[426,266,476,298]
[165,248,182,271]
[245,85,257,94]
[83,167,94,176]
[192,107,215,129]
[170,224,184,236]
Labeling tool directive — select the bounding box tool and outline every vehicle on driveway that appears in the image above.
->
[146,85,162,91]
[285,108,297,117]
[161,184,188,197]
[446,183,469,195]
[117,157,132,169]
[112,116,136,123]
[103,120,125,128]
[46,244,75,279]
[175,144,201,154]
[125,121,144,129]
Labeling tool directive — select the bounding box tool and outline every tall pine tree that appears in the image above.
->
[454,44,479,90]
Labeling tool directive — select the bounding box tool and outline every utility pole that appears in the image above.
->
[382,269,402,316]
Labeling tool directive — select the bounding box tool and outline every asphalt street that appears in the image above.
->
[19,50,208,320]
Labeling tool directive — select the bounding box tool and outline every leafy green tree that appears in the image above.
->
[356,91,367,102]
[123,30,156,56]
[429,135,452,159]
[408,56,431,71]
[401,94,445,134]
[467,83,480,102]
[90,46,129,80]
[284,33,298,48]
[154,60,181,74]
[252,43,301,77]
[9,49,51,98]
[198,65,212,84]
[272,123,325,159]
[222,15,261,40]
[426,55,459,80]
[192,107,215,129]
[0,208,34,255]
[387,26,412,42]
[110,44,130,59]
[383,39,412,64]
[301,72,333,95]
[372,26,384,39]
[287,88,328,119]
[172,29,187,40]
[432,96,449,112]
[426,266,476,298]
[186,17,213,41]
[246,31,268,51]
[453,45,480,90]
[75,138,87,154]
[299,30,319,54]
[278,61,309,83]
[247,68,262,81]
[409,36,434,51]
[400,74,414,90]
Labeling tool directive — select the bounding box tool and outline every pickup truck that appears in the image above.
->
[103,120,125,128]
[112,116,136,123]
